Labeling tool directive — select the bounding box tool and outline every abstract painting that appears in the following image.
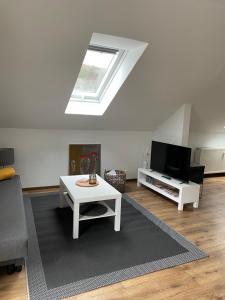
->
[69,144,101,175]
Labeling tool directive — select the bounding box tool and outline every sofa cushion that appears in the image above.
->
[0,175,28,262]
[0,167,16,181]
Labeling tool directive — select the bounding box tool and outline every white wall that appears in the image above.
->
[189,132,225,149]
[152,104,192,146]
[0,128,151,188]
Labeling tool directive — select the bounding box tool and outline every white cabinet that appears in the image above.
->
[195,148,225,174]
[137,168,200,211]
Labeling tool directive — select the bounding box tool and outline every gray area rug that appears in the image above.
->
[24,193,207,300]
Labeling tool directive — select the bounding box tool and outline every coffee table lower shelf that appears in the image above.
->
[62,191,120,239]
[79,201,116,221]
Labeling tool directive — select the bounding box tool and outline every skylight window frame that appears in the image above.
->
[65,33,148,116]
[70,45,125,104]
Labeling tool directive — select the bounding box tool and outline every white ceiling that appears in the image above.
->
[0,0,225,132]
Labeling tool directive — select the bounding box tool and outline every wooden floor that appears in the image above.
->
[1,177,225,300]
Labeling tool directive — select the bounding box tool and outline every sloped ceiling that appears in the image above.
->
[0,0,225,132]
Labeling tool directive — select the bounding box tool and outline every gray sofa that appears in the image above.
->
[0,175,28,273]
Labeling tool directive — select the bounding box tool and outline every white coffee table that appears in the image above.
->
[59,175,122,239]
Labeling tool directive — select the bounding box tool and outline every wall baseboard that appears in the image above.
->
[22,185,59,192]
[204,173,225,178]
[22,178,137,192]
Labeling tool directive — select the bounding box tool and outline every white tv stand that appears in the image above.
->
[137,168,200,211]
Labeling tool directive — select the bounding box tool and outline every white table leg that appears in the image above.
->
[193,199,199,208]
[59,179,67,208]
[193,186,200,208]
[114,196,121,232]
[73,201,80,239]
[178,202,184,211]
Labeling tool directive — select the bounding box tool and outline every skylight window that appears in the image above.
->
[71,46,121,102]
[65,33,148,116]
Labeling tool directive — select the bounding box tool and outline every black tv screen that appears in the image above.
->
[150,141,191,182]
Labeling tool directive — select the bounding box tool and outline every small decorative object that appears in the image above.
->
[143,160,148,169]
[143,144,150,169]
[89,174,97,185]
[104,169,126,192]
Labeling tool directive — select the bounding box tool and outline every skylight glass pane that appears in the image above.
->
[72,48,117,98]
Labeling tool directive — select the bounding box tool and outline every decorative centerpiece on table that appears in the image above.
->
[88,152,97,184]
[143,143,150,169]
[76,152,98,187]
[75,176,99,187]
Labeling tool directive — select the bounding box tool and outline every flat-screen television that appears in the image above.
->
[150,141,191,182]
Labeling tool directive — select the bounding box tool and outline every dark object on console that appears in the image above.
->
[0,175,28,274]
[0,148,14,166]
[190,164,205,184]
[190,164,205,197]
[6,264,22,275]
